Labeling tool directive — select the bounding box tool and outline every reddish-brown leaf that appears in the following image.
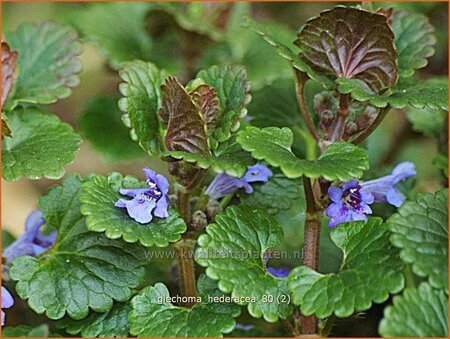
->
[1,41,18,110]
[161,76,209,155]
[295,7,397,93]
[189,84,221,132]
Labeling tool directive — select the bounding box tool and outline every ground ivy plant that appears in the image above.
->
[1,3,448,338]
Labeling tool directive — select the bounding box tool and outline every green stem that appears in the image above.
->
[220,192,235,209]
[173,239,197,307]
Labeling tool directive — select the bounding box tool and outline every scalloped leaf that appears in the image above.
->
[129,275,240,337]
[388,189,448,290]
[196,206,294,322]
[1,41,18,110]
[80,172,186,247]
[58,302,130,338]
[73,2,153,68]
[237,126,368,181]
[2,107,81,181]
[379,283,448,337]
[10,175,151,320]
[295,6,397,93]
[5,22,82,105]
[161,76,209,155]
[337,77,448,111]
[118,61,167,156]
[288,218,404,318]
[242,16,334,89]
[168,137,255,177]
[78,96,145,162]
[407,106,445,138]
[195,65,251,149]
[2,324,58,338]
[239,174,303,215]
[392,10,436,78]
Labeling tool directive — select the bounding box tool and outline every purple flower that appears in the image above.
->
[361,161,416,207]
[264,253,290,278]
[115,168,170,224]
[326,179,374,228]
[3,210,56,263]
[205,164,273,200]
[234,323,255,331]
[1,286,14,326]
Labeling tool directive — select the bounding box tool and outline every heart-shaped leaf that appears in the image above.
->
[189,84,221,132]
[119,61,167,156]
[80,172,186,247]
[5,22,82,105]
[2,107,81,181]
[388,189,448,290]
[295,6,397,93]
[392,10,436,78]
[237,126,369,181]
[288,218,404,318]
[129,275,240,337]
[161,76,209,155]
[10,175,151,320]
[379,283,448,337]
[196,206,294,322]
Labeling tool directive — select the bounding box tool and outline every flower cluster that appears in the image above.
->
[115,168,170,224]
[326,162,416,227]
[205,164,273,200]
[3,210,56,263]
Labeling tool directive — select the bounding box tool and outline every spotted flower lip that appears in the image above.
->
[361,161,416,207]
[3,210,56,263]
[205,164,273,200]
[115,168,170,224]
[1,286,14,326]
[326,179,374,228]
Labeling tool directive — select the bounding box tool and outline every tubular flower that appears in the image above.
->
[205,164,273,200]
[115,168,170,224]
[326,179,374,228]
[361,161,416,207]
[264,253,290,278]
[1,286,14,326]
[3,210,56,263]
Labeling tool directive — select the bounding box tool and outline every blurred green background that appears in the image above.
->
[2,2,448,337]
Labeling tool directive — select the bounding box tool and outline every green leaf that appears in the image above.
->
[129,275,240,337]
[295,6,397,93]
[73,2,152,68]
[58,302,131,338]
[392,10,436,78]
[1,41,18,110]
[2,324,57,338]
[78,96,145,162]
[196,206,293,322]
[118,61,167,156]
[168,137,255,177]
[388,189,448,290]
[237,126,369,181]
[239,174,303,215]
[379,283,448,337]
[195,65,251,148]
[2,107,81,181]
[10,175,151,320]
[407,106,445,138]
[5,22,82,105]
[242,17,334,89]
[337,77,448,111]
[80,172,186,247]
[288,218,404,318]
[161,76,209,155]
